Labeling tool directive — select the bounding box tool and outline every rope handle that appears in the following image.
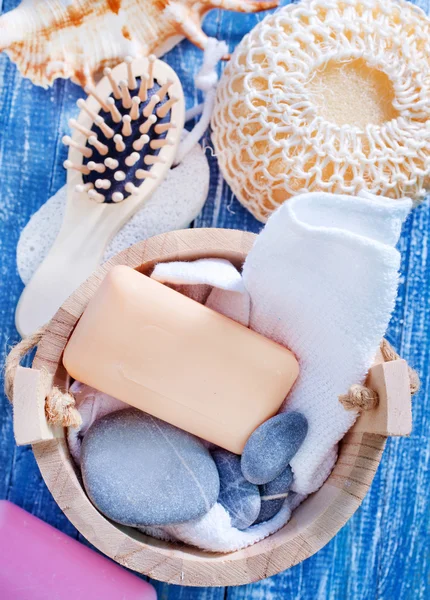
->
[4,330,420,427]
[4,327,81,428]
[339,338,420,411]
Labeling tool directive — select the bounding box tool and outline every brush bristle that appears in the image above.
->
[65,57,177,203]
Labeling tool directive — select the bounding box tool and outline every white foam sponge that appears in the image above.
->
[17,142,209,284]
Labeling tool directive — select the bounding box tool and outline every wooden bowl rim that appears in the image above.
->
[32,228,386,587]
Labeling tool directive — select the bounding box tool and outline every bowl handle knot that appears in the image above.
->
[340,339,419,437]
[4,327,81,445]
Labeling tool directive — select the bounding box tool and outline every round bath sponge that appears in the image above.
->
[212,0,430,222]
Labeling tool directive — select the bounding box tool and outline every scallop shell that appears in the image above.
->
[0,0,279,88]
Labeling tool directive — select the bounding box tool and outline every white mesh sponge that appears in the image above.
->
[212,0,430,222]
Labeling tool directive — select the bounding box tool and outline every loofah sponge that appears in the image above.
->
[212,0,430,222]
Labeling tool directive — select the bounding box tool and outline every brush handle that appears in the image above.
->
[16,56,185,337]
[15,197,122,337]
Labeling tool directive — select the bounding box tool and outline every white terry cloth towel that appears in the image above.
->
[68,192,411,552]
[152,258,251,326]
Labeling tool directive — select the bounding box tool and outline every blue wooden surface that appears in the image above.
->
[0,1,429,598]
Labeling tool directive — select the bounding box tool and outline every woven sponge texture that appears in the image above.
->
[212,0,430,222]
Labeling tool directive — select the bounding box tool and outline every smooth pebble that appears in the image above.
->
[241,411,308,485]
[81,408,220,527]
[212,449,260,530]
[256,465,293,524]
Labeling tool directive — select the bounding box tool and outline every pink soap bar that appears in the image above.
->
[0,501,156,600]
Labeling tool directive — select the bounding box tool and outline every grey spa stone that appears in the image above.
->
[241,411,308,485]
[212,449,260,530]
[81,408,220,527]
[256,465,293,524]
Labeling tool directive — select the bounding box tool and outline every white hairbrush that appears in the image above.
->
[16,56,184,336]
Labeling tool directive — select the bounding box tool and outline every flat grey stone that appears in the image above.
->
[241,411,308,485]
[81,408,220,526]
[212,449,260,530]
[256,465,293,524]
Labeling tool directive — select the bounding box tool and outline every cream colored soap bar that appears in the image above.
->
[63,265,299,454]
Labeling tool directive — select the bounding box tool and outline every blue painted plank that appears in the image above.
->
[0,0,429,598]
[152,582,225,600]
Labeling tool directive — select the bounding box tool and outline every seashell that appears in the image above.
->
[212,0,430,222]
[0,0,279,88]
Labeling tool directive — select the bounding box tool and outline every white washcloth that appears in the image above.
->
[152,258,251,326]
[152,258,245,292]
[68,191,411,552]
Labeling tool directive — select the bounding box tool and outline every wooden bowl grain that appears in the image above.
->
[30,228,403,586]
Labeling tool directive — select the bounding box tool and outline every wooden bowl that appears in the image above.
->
[20,229,411,586]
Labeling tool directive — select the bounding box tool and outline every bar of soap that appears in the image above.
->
[63,265,299,454]
[0,501,156,599]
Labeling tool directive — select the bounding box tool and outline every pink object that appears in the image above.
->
[0,500,157,599]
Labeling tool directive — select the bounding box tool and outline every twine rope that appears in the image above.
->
[174,38,228,166]
[4,327,81,428]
